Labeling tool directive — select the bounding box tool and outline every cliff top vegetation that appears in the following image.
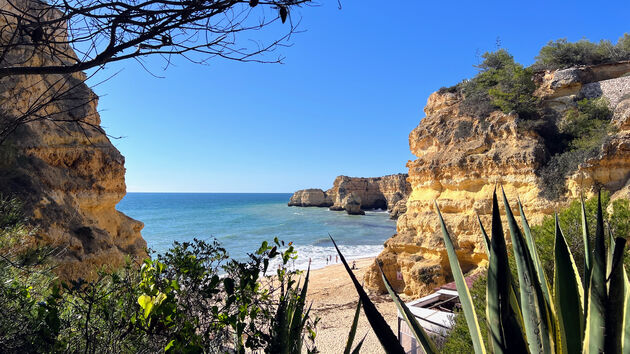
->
[438,34,627,200]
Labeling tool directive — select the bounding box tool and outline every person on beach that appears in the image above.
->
[336,255,338,263]
[352,260,356,270]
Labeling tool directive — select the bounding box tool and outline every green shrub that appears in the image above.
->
[0,196,59,352]
[537,97,614,200]
[533,34,630,71]
[561,98,614,150]
[458,50,539,120]
[532,193,630,282]
[0,196,318,353]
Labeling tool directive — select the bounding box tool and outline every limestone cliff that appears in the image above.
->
[0,0,146,279]
[288,174,411,218]
[364,62,630,297]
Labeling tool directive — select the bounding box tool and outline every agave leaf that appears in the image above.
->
[501,189,553,354]
[581,197,592,324]
[485,190,528,354]
[518,198,553,310]
[518,199,560,350]
[478,214,492,256]
[351,333,368,354]
[622,268,630,353]
[583,191,607,353]
[605,237,627,353]
[479,212,524,332]
[607,228,615,279]
[436,202,486,354]
[289,266,310,350]
[329,235,405,354]
[344,299,362,354]
[269,289,289,354]
[378,263,438,354]
[553,214,584,354]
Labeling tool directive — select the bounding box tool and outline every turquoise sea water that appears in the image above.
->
[117,193,396,270]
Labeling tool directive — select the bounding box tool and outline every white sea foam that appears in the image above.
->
[266,244,384,272]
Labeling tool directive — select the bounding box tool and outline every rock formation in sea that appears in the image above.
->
[0,0,146,280]
[288,174,412,218]
[364,61,630,297]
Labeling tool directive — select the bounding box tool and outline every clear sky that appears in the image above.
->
[91,0,630,193]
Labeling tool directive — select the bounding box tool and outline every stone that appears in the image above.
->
[288,174,411,218]
[389,199,408,220]
[343,192,365,215]
[288,189,332,207]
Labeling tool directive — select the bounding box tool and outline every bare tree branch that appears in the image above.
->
[0,0,314,143]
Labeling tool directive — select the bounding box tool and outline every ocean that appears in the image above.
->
[117,193,396,270]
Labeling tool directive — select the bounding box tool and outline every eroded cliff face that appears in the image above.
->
[365,62,630,297]
[0,0,146,279]
[288,174,411,218]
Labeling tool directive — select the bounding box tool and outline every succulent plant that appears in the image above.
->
[334,188,630,353]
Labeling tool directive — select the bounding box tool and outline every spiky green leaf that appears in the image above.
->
[289,267,310,350]
[518,198,553,309]
[344,299,362,354]
[436,201,486,354]
[329,235,405,354]
[502,190,554,354]
[605,237,627,353]
[553,214,584,354]
[581,196,592,326]
[621,268,630,353]
[351,333,368,354]
[485,190,528,354]
[583,191,607,353]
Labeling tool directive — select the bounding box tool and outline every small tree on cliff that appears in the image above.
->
[0,0,314,142]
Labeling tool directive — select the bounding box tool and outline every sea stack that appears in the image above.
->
[289,174,412,218]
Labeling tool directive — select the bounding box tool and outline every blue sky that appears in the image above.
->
[91,0,630,193]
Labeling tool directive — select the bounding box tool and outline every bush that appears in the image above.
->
[0,197,318,353]
[532,193,630,282]
[533,34,630,71]
[0,196,59,352]
[537,98,614,200]
[459,50,539,120]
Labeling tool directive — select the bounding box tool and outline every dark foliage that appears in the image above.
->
[0,197,317,353]
[458,50,540,120]
[533,34,630,71]
[537,98,614,200]
[532,193,630,283]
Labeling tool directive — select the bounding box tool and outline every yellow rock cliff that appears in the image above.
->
[365,62,630,297]
[0,0,146,280]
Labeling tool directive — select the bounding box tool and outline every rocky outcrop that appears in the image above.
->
[365,62,630,297]
[288,174,411,218]
[288,189,333,207]
[389,199,408,220]
[0,0,146,280]
[343,193,365,215]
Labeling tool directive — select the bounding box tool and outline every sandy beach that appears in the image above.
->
[307,257,398,353]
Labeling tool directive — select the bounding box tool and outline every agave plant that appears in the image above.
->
[333,188,630,353]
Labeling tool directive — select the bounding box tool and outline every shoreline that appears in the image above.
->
[307,257,397,353]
